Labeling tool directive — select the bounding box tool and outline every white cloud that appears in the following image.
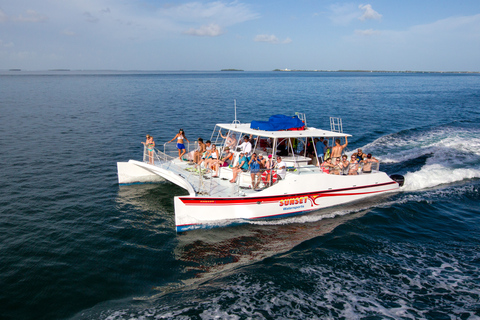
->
[358,4,382,21]
[254,34,292,44]
[0,40,14,47]
[329,3,359,25]
[329,3,382,25]
[0,9,8,22]
[158,1,259,26]
[355,29,381,36]
[184,23,224,36]
[12,9,48,23]
[62,29,76,37]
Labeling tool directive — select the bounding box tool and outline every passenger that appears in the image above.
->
[320,158,334,174]
[230,152,249,183]
[257,154,266,169]
[212,147,233,177]
[362,153,379,173]
[168,129,190,160]
[219,130,237,149]
[331,158,342,175]
[141,134,155,165]
[356,149,366,161]
[249,153,262,189]
[331,136,348,161]
[203,144,219,171]
[323,140,331,161]
[264,154,275,186]
[193,138,206,164]
[348,155,359,175]
[315,138,325,162]
[275,156,287,180]
[199,140,212,166]
[340,155,350,175]
[238,136,252,156]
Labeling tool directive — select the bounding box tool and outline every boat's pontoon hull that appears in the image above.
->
[174,172,399,231]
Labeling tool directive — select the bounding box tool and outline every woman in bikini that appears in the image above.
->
[141,134,155,164]
[168,129,190,160]
[203,144,219,171]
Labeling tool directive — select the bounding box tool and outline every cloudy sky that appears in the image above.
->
[1,0,479,71]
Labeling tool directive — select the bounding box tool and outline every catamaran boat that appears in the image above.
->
[117,113,404,232]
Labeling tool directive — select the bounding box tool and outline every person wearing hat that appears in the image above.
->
[229,152,249,183]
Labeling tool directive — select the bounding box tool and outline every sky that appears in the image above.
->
[1,0,479,71]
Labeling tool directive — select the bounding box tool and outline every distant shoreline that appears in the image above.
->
[273,69,480,74]
[1,69,479,74]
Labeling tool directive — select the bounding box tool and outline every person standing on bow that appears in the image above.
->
[168,129,190,160]
[141,134,155,165]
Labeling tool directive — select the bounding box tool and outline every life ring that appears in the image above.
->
[261,170,269,182]
[261,170,277,184]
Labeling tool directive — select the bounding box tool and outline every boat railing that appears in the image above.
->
[143,145,231,196]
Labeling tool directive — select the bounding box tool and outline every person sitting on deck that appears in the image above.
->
[230,152,249,183]
[219,130,237,149]
[362,153,379,173]
[211,147,233,177]
[264,154,275,186]
[193,138,206,164]
[248,153,262,189]
[203,144,219,171]
[238,136,252,156]
[275,156,287,180]
[340,155,350,175]
[356,148,366,161]
[320,158,334,174]
[348,154,359,175]
[198,140,212,166]
[257,154,266,169]
[330,158,342,175]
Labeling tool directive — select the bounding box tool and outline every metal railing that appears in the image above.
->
[142,145,231,196]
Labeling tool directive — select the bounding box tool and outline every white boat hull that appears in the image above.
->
[174,172,399,231]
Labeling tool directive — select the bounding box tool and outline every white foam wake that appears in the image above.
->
[360,125,480,191]
[402,164,480,191]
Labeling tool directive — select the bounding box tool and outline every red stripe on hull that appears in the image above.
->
[179,181,397,206]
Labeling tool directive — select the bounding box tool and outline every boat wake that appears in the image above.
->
[360,123,480,192]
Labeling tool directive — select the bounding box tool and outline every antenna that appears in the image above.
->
[232,99,240,127]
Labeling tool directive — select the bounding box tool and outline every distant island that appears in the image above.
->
[221,69,244,71]
[273,69,479,74]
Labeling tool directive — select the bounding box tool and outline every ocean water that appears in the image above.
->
[0,71,479,320]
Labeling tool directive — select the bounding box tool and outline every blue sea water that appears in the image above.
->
[0,71,479,320]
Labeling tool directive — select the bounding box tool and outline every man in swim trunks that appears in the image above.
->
[330,136,348,162]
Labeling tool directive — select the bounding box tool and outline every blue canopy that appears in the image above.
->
[250,114,305,131]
